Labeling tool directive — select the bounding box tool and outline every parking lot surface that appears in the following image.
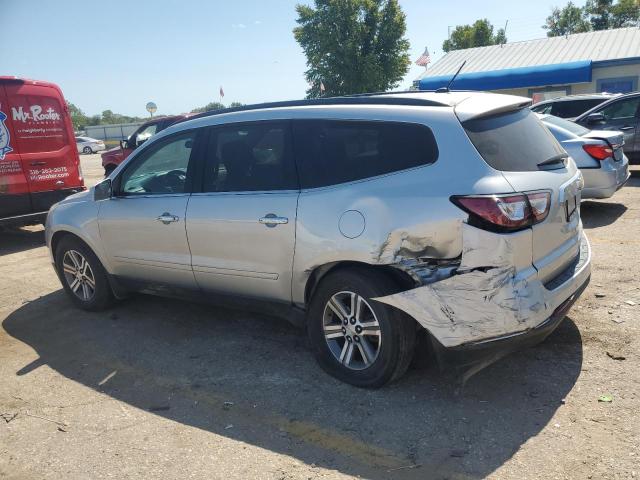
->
[1,155,638,479]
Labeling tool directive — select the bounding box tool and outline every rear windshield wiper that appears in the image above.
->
[537,153,568,168]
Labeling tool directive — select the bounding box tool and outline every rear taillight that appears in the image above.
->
[451,191,551,232]
[583,144,613,160]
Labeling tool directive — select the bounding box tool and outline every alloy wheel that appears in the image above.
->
[322,291,382,370]
[62,250,96,301]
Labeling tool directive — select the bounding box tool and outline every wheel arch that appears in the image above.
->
[303,260,416,307]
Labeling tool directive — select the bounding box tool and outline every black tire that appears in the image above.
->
[83,146,92,154]
[54,236,115,311]
[104,164,116,177]
[307,268,416,388]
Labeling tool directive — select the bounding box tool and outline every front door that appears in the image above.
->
[98,130,199,289]
[186,121,299,302]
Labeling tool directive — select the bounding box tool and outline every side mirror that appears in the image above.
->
[120,139,129,150]
[586,112,605,124]
[94,178,112,201]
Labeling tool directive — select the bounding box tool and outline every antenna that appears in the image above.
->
[436,60,466,93]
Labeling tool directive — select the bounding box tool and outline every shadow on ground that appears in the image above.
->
[580,201,627,229]
[3,291,583,479]
[0,226,45,256]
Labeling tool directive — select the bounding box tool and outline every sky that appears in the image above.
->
[2,0,567,117]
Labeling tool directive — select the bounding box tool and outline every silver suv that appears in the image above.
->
[46,92,591,387]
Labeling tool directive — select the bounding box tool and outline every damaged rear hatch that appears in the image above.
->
[460,104,583,284]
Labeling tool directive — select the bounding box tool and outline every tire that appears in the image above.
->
[104,164,116,177]
[83,146,92,154]
[307,268,416,388]
[54,236,115,311]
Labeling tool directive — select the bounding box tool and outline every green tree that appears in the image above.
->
[586,0,614,29]
[101,109,115,124]
[609,0,640,27]
[66,101,89,131]
[543,2,591,36]
[294,0,410,97]
[545,0,639,36]
[442,19,507,53]
[229,101,244,108]
[190,102,225,113]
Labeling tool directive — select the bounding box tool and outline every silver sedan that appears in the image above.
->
[539,114,630,199]
[76,136,106,155]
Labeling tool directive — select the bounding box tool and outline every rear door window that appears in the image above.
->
[550,99,605,118]
[292,120,438,189]
[202,122,298,192]
[463,108,566,172]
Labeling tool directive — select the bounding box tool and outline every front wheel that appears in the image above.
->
[83,146,92,154]
[55,236,115,311]
[307,269,416,388]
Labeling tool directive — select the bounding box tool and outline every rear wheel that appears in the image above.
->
[308,269,415,388]
[55,236,115,311]
[83,146,92,154]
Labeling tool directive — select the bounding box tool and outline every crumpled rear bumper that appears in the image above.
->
[374,223,591,378]
[433,271,589,380]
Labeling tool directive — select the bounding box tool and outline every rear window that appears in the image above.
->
[542,115,590,137]
[463,108,566,172]
[293,120,439,188]
[550,99,604,118]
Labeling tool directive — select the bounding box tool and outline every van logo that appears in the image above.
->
[0,108,14,160]
[11,105,61,123]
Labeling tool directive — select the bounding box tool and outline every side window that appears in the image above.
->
[76,138,83,144]
[551,101,589,118]
[119,131,194,195]
[134,123,158,146]
[202,122,297,192]
[533,104,552,114]
[599,98,640,121]
[293,120,439,189]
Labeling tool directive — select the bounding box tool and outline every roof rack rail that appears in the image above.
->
[188,93,447,121]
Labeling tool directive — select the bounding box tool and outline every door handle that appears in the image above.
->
[30,161,47,166]
[620,126,635,131]
[156,212,180,224]
[259,214,288,227]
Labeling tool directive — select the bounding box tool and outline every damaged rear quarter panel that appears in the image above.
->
[291,109,517,306]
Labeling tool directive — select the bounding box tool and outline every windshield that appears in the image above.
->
[541,114,590,137]
[463,108,567,172]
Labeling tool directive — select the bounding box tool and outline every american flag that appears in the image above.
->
[320,82,325,94]
[415,47,431,67]
[219,86,225,98]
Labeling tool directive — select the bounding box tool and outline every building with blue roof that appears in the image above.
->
[415,27,640,102]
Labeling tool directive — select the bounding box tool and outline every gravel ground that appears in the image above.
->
[0,157,638,479]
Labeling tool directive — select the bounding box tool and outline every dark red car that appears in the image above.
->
[101,114,190,175]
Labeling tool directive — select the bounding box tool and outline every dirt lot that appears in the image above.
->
[0,156,638,479]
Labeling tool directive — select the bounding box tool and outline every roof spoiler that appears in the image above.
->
[454,93,532,122]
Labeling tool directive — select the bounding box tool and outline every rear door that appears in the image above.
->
[463,107,582,283]
[0,84,31,218]
[4,81,83,212]
[186,121,299,301]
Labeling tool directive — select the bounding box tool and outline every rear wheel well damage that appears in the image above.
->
[304,261,416,307]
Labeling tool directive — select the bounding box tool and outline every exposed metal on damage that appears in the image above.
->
[375,224,589,348]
